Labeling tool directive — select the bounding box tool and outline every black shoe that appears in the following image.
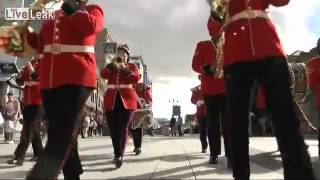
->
[209,156,218,164]
[133,148,137,153]
[201,148,207,153]
[115,157,123,168]
[7,159,23,166]
[135,148,141,155]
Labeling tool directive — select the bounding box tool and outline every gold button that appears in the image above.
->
[55,28,59,32]
[233,32,237,36]
[55,36,59,40]
[241,26,245,31]
[55,19,60,24]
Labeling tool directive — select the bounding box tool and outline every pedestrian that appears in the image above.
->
[4,92,20,144]
[177,115,183,136]
[24,0,104,179]
[170,116,177,137]
[82,113,90,138]
[100,43,140,168]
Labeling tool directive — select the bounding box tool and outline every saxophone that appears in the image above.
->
[0,0,59,57]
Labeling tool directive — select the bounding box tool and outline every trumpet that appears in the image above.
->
[112,56,125,69]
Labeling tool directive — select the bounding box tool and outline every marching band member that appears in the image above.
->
[191,77,208,153]
[210,0,314,179]
[24,0,104,179]
[131,83,152,155]
[192,17,230,165]
[100,44,141,168]
[306,38,320,160]
[7,56,43,166]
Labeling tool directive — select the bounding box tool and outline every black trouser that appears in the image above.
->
[88,127,93,137]
[177,125,182,136]
[106,92,133,158]
[14,105,43,160]
[204,94,230,158]
[170,124,177,136]
[26,85,92,179]
[131,128,143,149]
[198,116,208,150]
[4,131,14,141]
[224,58,314,179]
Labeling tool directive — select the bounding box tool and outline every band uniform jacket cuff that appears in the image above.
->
[121,68,132,77]
[106,63,118,72]
[201,64,213,75]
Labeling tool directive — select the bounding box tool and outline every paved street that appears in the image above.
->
[0,135,319,179]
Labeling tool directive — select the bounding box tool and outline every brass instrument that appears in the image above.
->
[210,0,230,23]
[208,0,230,79]
[0,0,58,57]
[111,56,125,69]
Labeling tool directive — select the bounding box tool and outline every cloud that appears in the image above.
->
[270,1,320,53]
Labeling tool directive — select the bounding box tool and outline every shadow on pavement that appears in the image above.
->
[116,162,230,179]
[250,150,282,171]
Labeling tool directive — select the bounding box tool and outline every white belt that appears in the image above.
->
[107,84,133,89]
[196,100,204,107]
[43,44,95,54]
[230,10,269,23]
[24,81,40,86]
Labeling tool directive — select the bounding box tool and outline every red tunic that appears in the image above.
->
[223,0,289,66]
[19,61,42,106]
[100,63,141,110]
[306,57,320,106]
[192,41,226,95]
[26,5,104,89]
[191,86,206,119]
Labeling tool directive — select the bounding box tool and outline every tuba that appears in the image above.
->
[0,0,59,57]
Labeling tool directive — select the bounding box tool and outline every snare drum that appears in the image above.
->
[288,62,309,103]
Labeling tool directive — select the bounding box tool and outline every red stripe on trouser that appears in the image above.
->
[121,111,134,157]
[53,129,79,179]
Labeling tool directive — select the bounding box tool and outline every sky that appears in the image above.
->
[88,0,320,119]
